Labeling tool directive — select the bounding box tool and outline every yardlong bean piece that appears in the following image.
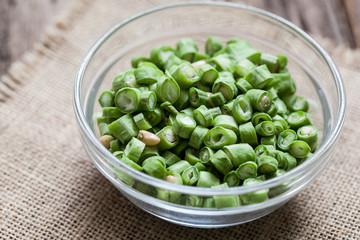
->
[236,78,253,93]
[150,46,176,69]
[185,148,201,165]
[232,94,252,124]
[212,71,238,100]
[181,166,200,185]
[204,127,237,149]
[98,91,115,107]
[142,156,167,179]
[289,140,311,158]
[277,129,297,151]
[199,64,219,86]
[177,38,198,62]
[133,113,152,130]
[173,113,197,139]
[213,115,239,134]
[223,143,256,167]
[244,64,273,89]
[234,59,256,78]
[143,107,164,126]
[189,126,209,150]
[205,37,223,57]
[209,150,234,175]
[209,92,226,107]
[150,72,180,104]
[189,87,210,107]
[134,62,164,84]
[224,171,240,187]
[156,126,179,151]
[297,125,318,152]
[170,62,200,89]
[111,70,138,92]
[286,111,312,130]
[108,114,139,144]
[124,137,146,162]
[239,122,258,146]
[114,87,140,113]
[245,89,272,112]
[236,161,258,180]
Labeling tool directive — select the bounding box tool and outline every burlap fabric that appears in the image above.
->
[1,0,359,239]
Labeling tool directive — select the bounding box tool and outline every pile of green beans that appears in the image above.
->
[97,37,318,208]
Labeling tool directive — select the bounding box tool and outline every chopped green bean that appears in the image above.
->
[142,156,167,179]
[277,129,297,151]
[234,59,256,78]
[162,151,181,167]
[257,155,278,174]
[223,143,256,167]
[98,91,115,107]
[204,127,237,149]
[236,78,253,93]
[156,126,179,151]
[210,54,235,73]
[150,46,176,69]
[199,146,215,165]
[150,72,180,104]
[197,171,220,187]
[185,148,201,165]
[143,107,164,126]
[189,87,210,107]
[133,113,152,130]
[236,161,258,180]
[245,89,272,112]
[209,150,233,175]
[205,37,223,57]
[224,171,240,187]
[297,125,318,152]
[170,62,200,89]
[286,111,312,130]
[232,94,252,124]
[177,38,198,62]
[240,178,269,204]
[181,166,200,185]
[189,126,209,150]
[212,183,240,208]
[255,121,276,137]
[167,160,192,174]
[108,114,139,144]
[124,137,146,162]
[173,113,197,139]
[288,140,311,158]
[212,71,238,100]
[213,115,239,134]
[239,122,258,146]
[209,92,226,107]
[244,64,273,89]
[199,64,219,86]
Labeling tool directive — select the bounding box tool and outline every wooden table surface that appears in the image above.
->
[0,0,359,77]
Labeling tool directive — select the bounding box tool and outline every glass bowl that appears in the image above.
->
[73,2,346,228]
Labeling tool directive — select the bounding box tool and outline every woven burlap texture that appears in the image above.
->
[1,0,359,239]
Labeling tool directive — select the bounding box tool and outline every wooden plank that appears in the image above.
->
[0,0,11,75]
[344,0,360,47]
[0,0,69,77]
[245,0,356,47]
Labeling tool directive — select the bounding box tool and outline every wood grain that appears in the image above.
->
[0,0,359,77]
[0,0,69,76]
[344,0,360,47]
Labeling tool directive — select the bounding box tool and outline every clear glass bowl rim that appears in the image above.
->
[73,1,346,196]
